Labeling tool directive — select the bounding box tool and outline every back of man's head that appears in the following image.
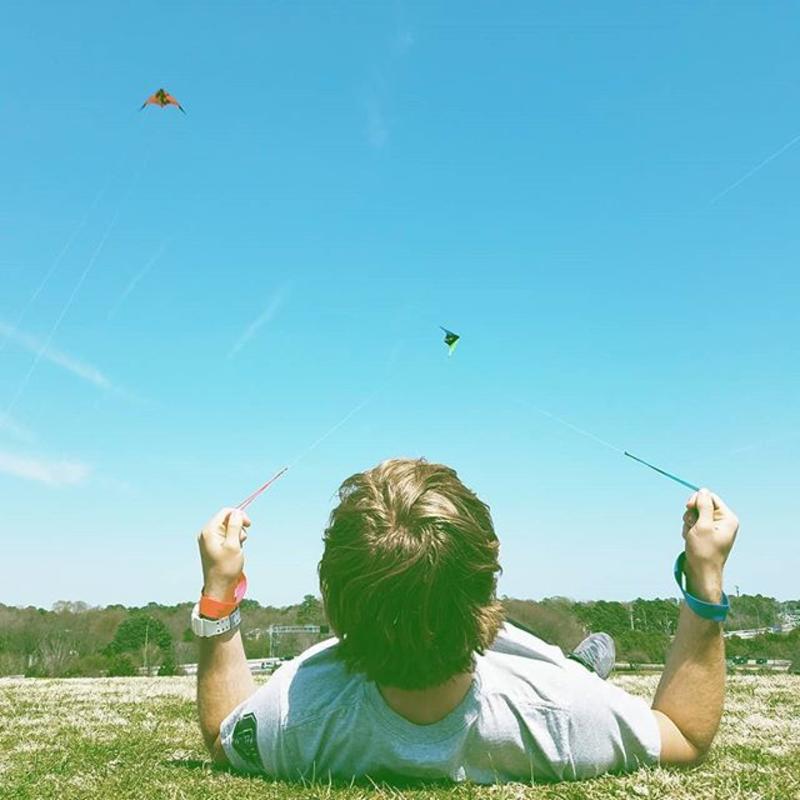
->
[318,457,504,690]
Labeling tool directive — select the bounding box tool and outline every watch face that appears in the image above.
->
[194,607,221,636]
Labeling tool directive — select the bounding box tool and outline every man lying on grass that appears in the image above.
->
[195,457,739,783]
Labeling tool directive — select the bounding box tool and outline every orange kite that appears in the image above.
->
[140,88,185,114]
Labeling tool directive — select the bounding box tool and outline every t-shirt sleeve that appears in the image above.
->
[567,675,661,779]
[219,668,290,777]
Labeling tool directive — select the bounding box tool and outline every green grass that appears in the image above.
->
[1,674,798,800]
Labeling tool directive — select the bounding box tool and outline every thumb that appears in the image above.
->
[694,488,714,528]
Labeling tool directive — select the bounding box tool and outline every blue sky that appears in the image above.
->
[1,2,798,607]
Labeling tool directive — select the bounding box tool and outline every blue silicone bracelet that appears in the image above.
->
[674,552,729,622]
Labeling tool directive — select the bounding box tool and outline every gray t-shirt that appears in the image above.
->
[220,623,660,784]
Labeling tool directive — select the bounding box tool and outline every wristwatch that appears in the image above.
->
[191,603,242,637]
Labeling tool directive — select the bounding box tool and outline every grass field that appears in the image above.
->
[1,674,798,800]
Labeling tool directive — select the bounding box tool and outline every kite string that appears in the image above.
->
[0,119,148,358]
[233,394,375,511]
[3,151,151,419]
[0,172,117,357]
[107,240,168,320]
[513,397,624,454]
[513,396,700,490]
[235,345,397,510]
[286,394,375,471]
[237,466,288,510]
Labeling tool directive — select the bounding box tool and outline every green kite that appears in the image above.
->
[440,327,460,356]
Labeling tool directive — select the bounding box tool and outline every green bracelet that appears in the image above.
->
[674,552,729,622]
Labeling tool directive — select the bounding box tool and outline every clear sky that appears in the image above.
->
[1,3,798,608]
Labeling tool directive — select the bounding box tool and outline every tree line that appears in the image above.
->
[0,593,797,678]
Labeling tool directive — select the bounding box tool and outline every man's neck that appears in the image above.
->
[377,672,474,725]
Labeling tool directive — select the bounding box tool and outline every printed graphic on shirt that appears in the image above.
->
[232,712,262,771]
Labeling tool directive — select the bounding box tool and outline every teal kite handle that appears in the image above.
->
[624,451,700,492]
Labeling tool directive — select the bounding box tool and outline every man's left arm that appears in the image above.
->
[197,627,256,764]
[195,507,258,764]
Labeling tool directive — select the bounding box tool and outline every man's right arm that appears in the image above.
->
[651,489,739,765]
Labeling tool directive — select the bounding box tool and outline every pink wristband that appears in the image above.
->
[199,573,248,619]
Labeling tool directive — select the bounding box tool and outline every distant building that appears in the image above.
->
[243,624,332,657]
[245,624,329,640]
[724,622,795,639]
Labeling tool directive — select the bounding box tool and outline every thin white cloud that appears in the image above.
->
[366,100,389,149]
[0,413,36,444]
[107,242,167,319]
[711,131,800,204]
[228,288,288,358]
[0,450,90,486]
[363,13,414,149]
[728,431,800,456]
[395,28,414,53]
[0,321,113,391]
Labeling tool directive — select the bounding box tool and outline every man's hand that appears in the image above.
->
[198,507,251,601]
[653,488,739,765]
[681,489,739,603]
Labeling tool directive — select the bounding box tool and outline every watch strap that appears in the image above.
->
[674,552,729,622]
[199,573,248,619]
[191,603,242,637]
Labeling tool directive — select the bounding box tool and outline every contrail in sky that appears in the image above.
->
[0,178,111,356]
[228,287,288,358]
[2,211,122,418]
[0,413,35,444]
[0,450,90,486]
[107,242,167,319]
[3,155,147,417]
[711,131,800,204]
[0,321,113,391]
[728,430,800,456]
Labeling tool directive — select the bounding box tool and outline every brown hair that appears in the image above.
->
[318,458,504,689]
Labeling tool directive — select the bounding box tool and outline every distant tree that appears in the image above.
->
[65,653,110,677]
[27,635,75,677]
[574,601,630,638]
[726,629,799,661]
[243,635,269,660]
[0,652,25,676]
[789,645,800,675]
[631,598,679,635]
[274,632,302,658]
[51,601,91,614]
[625,650,651,668]
[727,594,782,631]
[107,614,172,657]
[108,654,137,677]
[503,599,586,651]
[616,630,669,663]
[297,595,323,625]
[158,649,179,676]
